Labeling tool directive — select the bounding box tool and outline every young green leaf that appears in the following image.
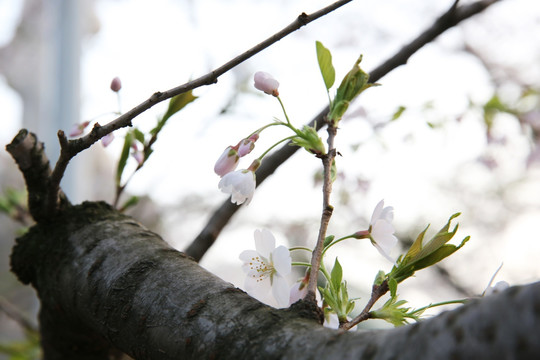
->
[391,106,406,121]
[151,90,197,136]
[330,258,343,292]
[315,41,335,91]
[116,132,134,186]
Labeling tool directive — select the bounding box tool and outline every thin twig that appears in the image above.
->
[306,125,337,300]
[341,280,389,330]
[45,0,354,216]
[185,0,501,261]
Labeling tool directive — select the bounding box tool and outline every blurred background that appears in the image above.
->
[1,0,539,357]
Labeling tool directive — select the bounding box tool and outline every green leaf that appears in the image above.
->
[162,90,198,123]
[119,195,140,212]
[151,90,197,136]
[402,225,429,264]
[316,41,335,91]
[133,128,146,144]
[391,106,406,121]
[390,214,469,283]
[388,277,398,298]
[116,132,133,186]
[330,258,343,292]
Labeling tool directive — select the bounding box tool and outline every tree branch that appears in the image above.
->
[10,201,540,359]
[185,0,502,261]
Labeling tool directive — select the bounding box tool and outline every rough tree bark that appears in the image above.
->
[9,200,540,359]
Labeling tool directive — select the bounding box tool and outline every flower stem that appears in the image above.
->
[321,235,356,257]
[258,135,297,160]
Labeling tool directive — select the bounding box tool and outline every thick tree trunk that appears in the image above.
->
[10,201,540,359]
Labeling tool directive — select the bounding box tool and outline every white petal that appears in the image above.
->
[272,246,291,276]
[239,249,262,274]
[372,239,396,263]
[370,199,385,226]
[254,229,275,258]
[371,220,397,251]
[379,206,394,222]
[244,271,271,291]
[271,274,290,308]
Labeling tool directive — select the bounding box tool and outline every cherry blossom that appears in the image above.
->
[239,229,292,308]
[218,169,256,205]
[369,200,398,262]
[254,71,279,96]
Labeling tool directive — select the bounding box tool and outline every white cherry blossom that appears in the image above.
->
[239,229,292,308]
[218,169,256,205]
[369,200,398,262]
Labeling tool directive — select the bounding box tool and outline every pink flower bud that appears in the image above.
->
[237,134,259,157]
[101,132,115,147]
[254,71,279,96]
[214,146,239,177]
[110,76,122,92]
[68,121,90,137]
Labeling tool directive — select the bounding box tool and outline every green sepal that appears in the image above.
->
[323,235,335,247]
[290,125,326,155]
[315,41,335,91]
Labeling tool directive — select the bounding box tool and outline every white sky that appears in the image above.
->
[1,0,539,320]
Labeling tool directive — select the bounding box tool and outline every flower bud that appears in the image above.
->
[254,71,279,97]
[214,146,239,177]
[110,76,122,92]
[237,134,259,157]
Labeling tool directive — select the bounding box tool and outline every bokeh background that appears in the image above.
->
[1,0,539,355]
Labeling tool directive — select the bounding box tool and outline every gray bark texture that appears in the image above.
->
[10,201,540,360]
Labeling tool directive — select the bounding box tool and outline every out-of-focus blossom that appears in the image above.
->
[354,200,398,262]
[484,281,510,296]
[110,76,122,92]
[254,71,279,97]
[68,121,90,137]
[101,132,115,147]
[131,143,144,165]
[214,146,239,177]
[239,229,292,308]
